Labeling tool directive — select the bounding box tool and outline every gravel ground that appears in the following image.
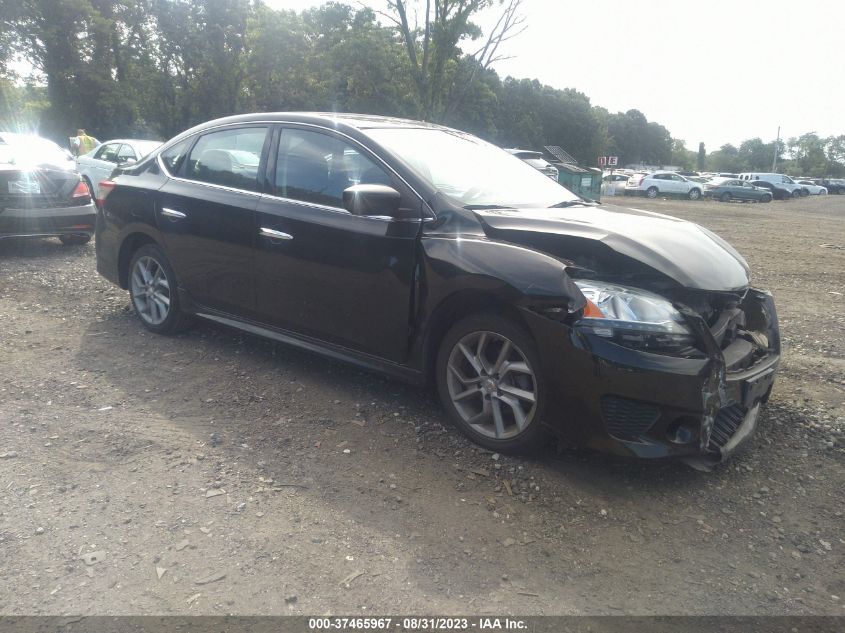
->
[0,193,842,616]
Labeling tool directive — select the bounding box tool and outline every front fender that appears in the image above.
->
[421,236,586,312]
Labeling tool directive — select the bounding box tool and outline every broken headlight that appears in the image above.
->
[574,281,698,356]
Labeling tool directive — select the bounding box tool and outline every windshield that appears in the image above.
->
[366,127,579,208]
[0,135,73,167]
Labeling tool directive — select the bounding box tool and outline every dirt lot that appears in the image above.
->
[0,193,843,616]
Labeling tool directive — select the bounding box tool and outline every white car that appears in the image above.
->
[505,149,559,180]
[76,139,161,199]
[796,180,827,195]
[625,171,704,200]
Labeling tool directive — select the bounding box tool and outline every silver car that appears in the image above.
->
[76,139,161,200]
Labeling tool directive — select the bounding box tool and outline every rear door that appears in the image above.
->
[156,125,270,317]
[81,142,121,196]
[252,125,421,362]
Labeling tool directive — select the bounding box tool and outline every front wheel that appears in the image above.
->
[436,314,547,453]
[761,194,772,203]
[128,243,193,334]
[688,188,701,200]
[645,186,658,199]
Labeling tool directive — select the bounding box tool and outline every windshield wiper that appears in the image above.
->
[548,199,594,208]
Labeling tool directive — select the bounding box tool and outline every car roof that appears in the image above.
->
[98,139,161,145]
[190,112,448,132]
[506,149,544,158]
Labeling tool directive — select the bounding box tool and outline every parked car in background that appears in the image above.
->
[76,139,161,200]
[625,171,704,199]
[820,178,845,194]
[704,178,773,203]
[95,112,780,463]
[794,180,827,195]
[602,172,629,195]
[0,131,96,245]
[504,149,558,180]
[749,180,791,200]
[738,172,806,197]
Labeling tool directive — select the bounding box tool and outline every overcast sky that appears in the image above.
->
[272,0,844,151]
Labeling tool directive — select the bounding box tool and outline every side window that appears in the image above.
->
[160,138,193,175]
[276,128,391,209]
[95,143,120,162]
[116,144,136,164]
[184,127,267,191]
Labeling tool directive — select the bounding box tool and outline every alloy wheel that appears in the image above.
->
[130,255,171,326]
[445,331,537,440]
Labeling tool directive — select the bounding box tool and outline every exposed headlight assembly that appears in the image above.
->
[574,281,698,356]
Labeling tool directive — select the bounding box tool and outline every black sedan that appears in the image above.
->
[704,178,773,202]
[749,180,791,200]
[0,132,96,244]
[95,113,780,465]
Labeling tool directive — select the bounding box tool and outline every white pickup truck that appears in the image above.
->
[738,173,808,197]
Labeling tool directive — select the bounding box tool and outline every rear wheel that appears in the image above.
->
[761,194,772,203]
[645,186,659,199]
[59,234,91,246]
[720,192,732,203]
[128,243,193,334]
[688,188,701,200]
[436,313,547,453]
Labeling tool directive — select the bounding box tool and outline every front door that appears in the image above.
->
[253,126,420,363]
[156,125,270,317]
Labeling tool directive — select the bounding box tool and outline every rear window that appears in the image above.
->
[184,127,267,192]
[160,138,193,176]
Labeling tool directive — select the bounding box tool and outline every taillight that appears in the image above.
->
[97,180,116,207]
[72,180,90,198]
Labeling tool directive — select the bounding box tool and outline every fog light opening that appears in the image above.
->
[667,417,699,444]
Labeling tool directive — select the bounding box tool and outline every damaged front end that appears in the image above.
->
[545,284,781,465]
[675,289,780,467]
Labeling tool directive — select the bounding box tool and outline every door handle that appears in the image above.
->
[161,207,187,220]
[259,227,293,240]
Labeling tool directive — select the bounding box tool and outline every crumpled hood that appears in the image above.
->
[473,203,750,291]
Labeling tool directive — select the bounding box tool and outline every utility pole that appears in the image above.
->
[772,126,780,172]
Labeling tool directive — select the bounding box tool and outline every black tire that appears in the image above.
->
[688,188,701,200]
[761,194,772,203]
[59,234,91,246]
[645,186,659,199]
[127,243,193,335]
[435,313,547,454]
[791,189,801,198]
[720,192,731,203]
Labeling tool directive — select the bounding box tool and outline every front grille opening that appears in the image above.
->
[601,395,661,440]
[708,404,747,451]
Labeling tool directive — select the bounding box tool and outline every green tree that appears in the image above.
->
[386,0,525,121]
[787,132,828,176]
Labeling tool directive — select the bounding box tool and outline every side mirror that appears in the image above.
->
[343,184,403,217]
